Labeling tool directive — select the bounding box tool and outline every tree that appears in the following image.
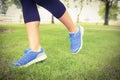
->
[63,0,93,23]
[100,0,120,25]
[0,0,21,15]
[0,0,11,15]
[51,15,54,24]
[11,0,22,23]
[63,0,83,23]
[73,0,83,23]
[11,0,21,9]
[99,1,119,21]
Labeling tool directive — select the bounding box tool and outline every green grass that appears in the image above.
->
[0,23,120,80]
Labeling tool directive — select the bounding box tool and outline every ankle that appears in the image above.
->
[69,26,78,33]
[31,46,41,52]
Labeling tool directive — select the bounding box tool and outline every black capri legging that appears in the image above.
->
[20,0,66,23]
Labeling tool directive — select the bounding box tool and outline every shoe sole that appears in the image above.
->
[20,53,47,67]
[72,26,84,54]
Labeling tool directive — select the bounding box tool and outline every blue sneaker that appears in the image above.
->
[24,48,31,54]
[69,26,84,54]
[12,48,47,67]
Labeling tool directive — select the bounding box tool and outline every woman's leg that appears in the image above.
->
[36,0,84,54]
[12,0,47,67]
[26,21,41,51]
[36,0,78,32]
[20,0,41,51]
[59,11,78,32]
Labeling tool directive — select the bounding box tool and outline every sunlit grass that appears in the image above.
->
[0,23,120,80]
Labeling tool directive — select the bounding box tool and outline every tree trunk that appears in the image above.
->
[77,14,80,23]
[51,15,54,24]
[77,7,83,23]
[104,1,110,25]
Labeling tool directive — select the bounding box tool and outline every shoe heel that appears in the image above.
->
[37,53,47,62]
[80,26,84,36]
[79,26,84,50]
[22,54,47,67]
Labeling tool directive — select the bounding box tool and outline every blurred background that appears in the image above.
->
[0,0,120,25]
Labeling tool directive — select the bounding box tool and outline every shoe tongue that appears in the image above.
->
[69,33,74,36]
[69,31,78,35]
[69,33,76,39]
[69,30,79,37]
[24,48,31,54]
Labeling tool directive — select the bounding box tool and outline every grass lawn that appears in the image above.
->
[0,23,120,80]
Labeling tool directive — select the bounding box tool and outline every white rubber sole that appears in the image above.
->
[20,53,47,67]
[72,26,84,54]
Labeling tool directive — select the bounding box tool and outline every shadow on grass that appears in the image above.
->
[97,55,120,80]
[0,59,43,80]
[0,52,120,80]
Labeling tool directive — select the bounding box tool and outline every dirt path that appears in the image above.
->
[0,29,13,33]
[87,28,120,32]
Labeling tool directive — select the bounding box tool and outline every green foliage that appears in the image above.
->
[99,1,119,20]
[11,0,21,9]
[99,2,105,19]
[0,0,11,14]
[0,0,21,15]
[109,3,119,20]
